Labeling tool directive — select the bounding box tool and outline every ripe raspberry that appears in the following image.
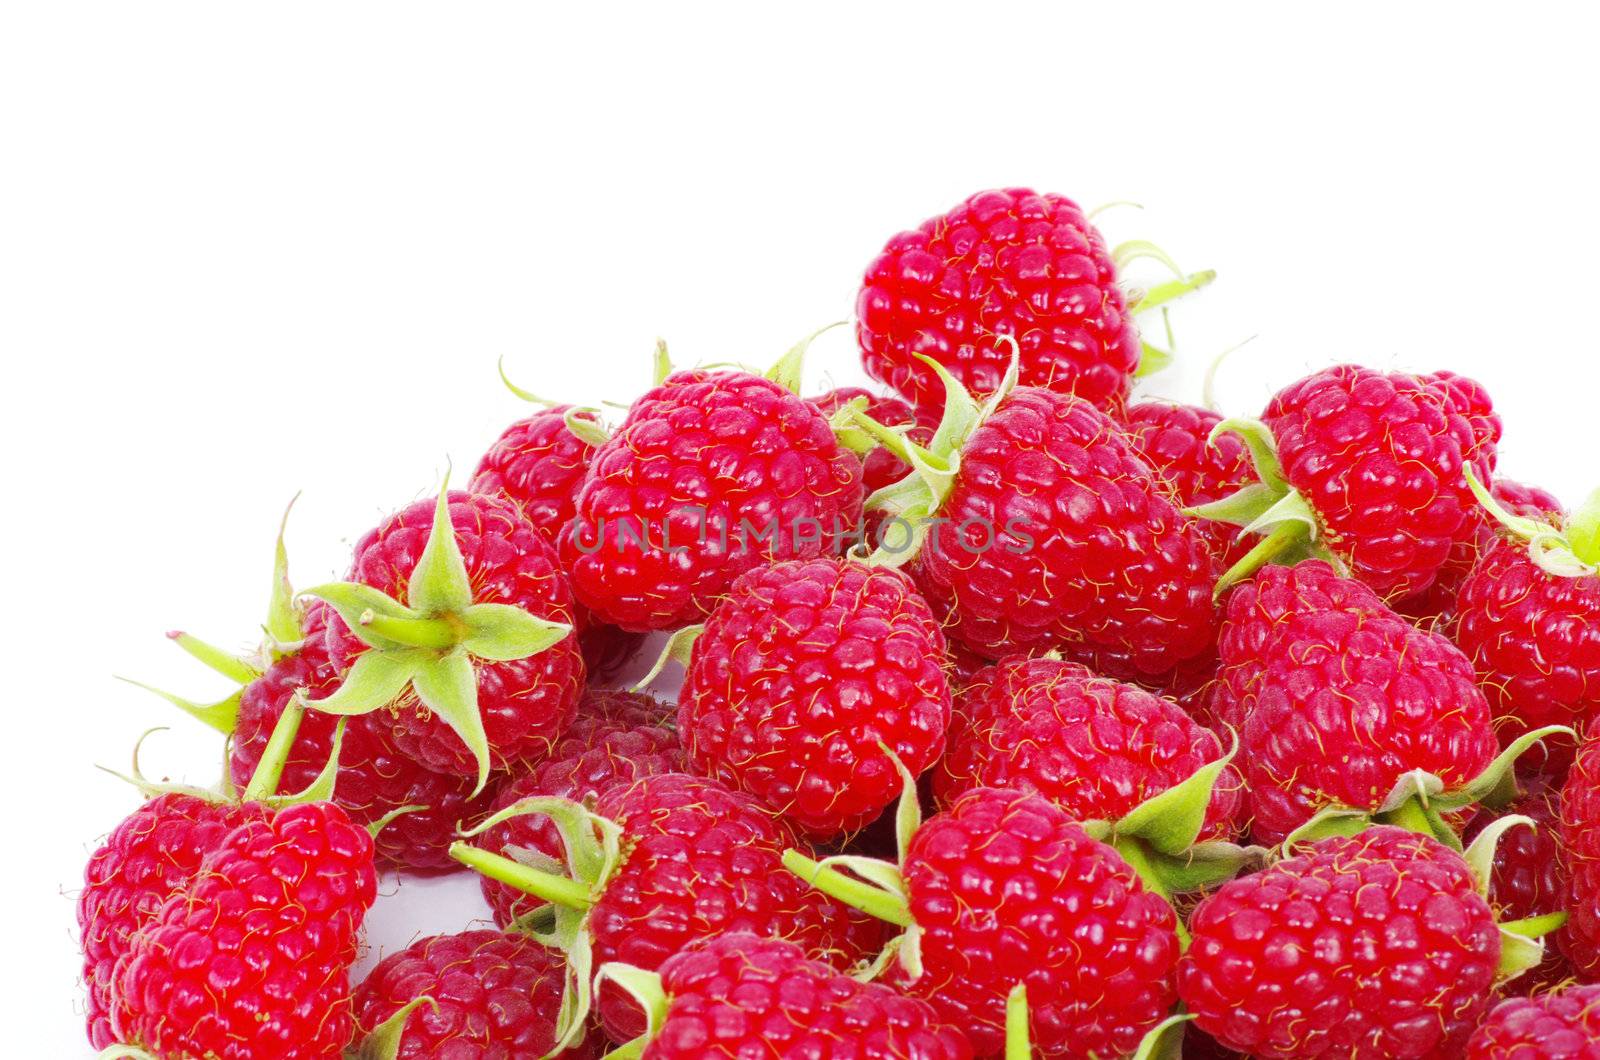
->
[1561,730,1600,978]
[891,787,1180,1057]
[1456,535,1600,763]
[475,697,684,925]
[679,557,952,838]
[1205,364,1500,601]
[1463,779,1573,990]
[471,405,598,541]
[1213,560,1498,842]
[78,794,269,1049]
[857,188,1142,415]
[110,801,378,1059]
[605,932,973,1059]
[229,645,491,872]
[1466,984,1600,1058]
[1121,399,1257,566]
[932,656,1243,840]
[810,386,932,496]
[1180,826,1500,1058]
[354,930,599,1058]
[559,367,864,631]
[457,772,883,1045]
[320,489,585,782]
[910,386,1219,678]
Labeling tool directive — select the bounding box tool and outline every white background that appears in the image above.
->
[5,4,1598,1054]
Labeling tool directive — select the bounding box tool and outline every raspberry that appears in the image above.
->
[1121,399,1258,566]
[810,386,933,496]
[1466,984,1600,1058]
[1180,826,1500,1058]
[857,188,1141,416]
[678,557,952,838]
[471,405,599,542]
[932,655,1243,841]
[1560,730,1600,978]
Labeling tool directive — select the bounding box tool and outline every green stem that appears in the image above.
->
[780,849,913,928]
[1131,269,1217,314]
[1113,837,1192,949]
[600,1040,647,1060]
[361,611,462,650]
[449,842,594,911]
[1379,798,1435,837]
[1501,911,1569,939]
[243,699,305,802]
[1005,984,1031,1060]
[844,407,937,472]
[1213,519,1310,597]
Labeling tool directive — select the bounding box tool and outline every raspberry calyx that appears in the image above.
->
[1467,465,1600,577]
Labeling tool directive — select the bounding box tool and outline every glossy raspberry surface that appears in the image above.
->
[586,773,884,1042]
[354,930,598,1058]
[325,490,585,775]
[1456,535,1600,762]
[1122,399,1258,566]
[895,787,1180,1058]
[933,656,1243,840]
[640,932,972,1059]
[230,645,491,871]
[1261,364,1500,601]
[1466,984,1600,1058]
[857,187,1140,417]
[471,405,599,541]
[912,386,1219,678]
[78,794,269,1049]
[1561,732,1600,978]
[1214,561,1498,842]
[111,801,377,1059]
[679,557,952,838]
[1180,826,1500,1058]
[560,368,864,631]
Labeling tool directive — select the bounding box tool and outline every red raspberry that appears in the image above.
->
[857,188,1141,416]
[1121,399,1257,566]
[1213,561,1498,841]
[476,700,684,925]
[679,557,952,838]
[110,801,378,1059]
[809,386,933,496]
[614,932,973,1059]
[1466,984,1600,1058]
[932,656,1243,840]
[229,646,491,871]
[324,490,585,777]
[354,930,600,1058]
[1253,364,1500,601]
[912,386,1219,678]
[78,795,269,1048]
[1456,535,1600,762]
[1180,826,1500,1058]
[1560,731,1600,978]
[559,368,864,631]
[471,405,598,541]
[1462,780,1574,990]
[891,787,1181,1057]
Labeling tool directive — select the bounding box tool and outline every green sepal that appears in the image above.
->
[461,605,573,662]
[1129,268,1217,315]
[365,803,425,841]
[95,728,230,805]
[1111,238,1185,277]
[885,742,923,866]
[1004,983,1030,1060]
[594,964,669,1058]
[1435,725,1576,811]
[1464,814,1536,897]
[781,848,913,928]
[299,650,424,717]
[1112,733,1238,856]
[1281,805,1379,851]
[166,631,262,684]
[301,582,426,653]
[409,482,473,615]
[354,996,436,1060]
[765,321,845,394]
[1149,841,1268,893]
[563,407,611,448]
[1466,466,1597,578]
[652,339,673,386]
[1497,913,1566,983]
[1109,837,1191,949]
[497,355,560,405]
[117,675,243,735]
[1185,482,1280,530]
[413,651,491,794]
[1130,1013,1197,1060]
[1207,417,1288,494]
[266,494,306,647]
[630,624,704,692]
[827,397,877,456]
[1134,338,1174,378]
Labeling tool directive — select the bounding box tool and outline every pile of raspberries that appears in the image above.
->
[80,188,1600,1059]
